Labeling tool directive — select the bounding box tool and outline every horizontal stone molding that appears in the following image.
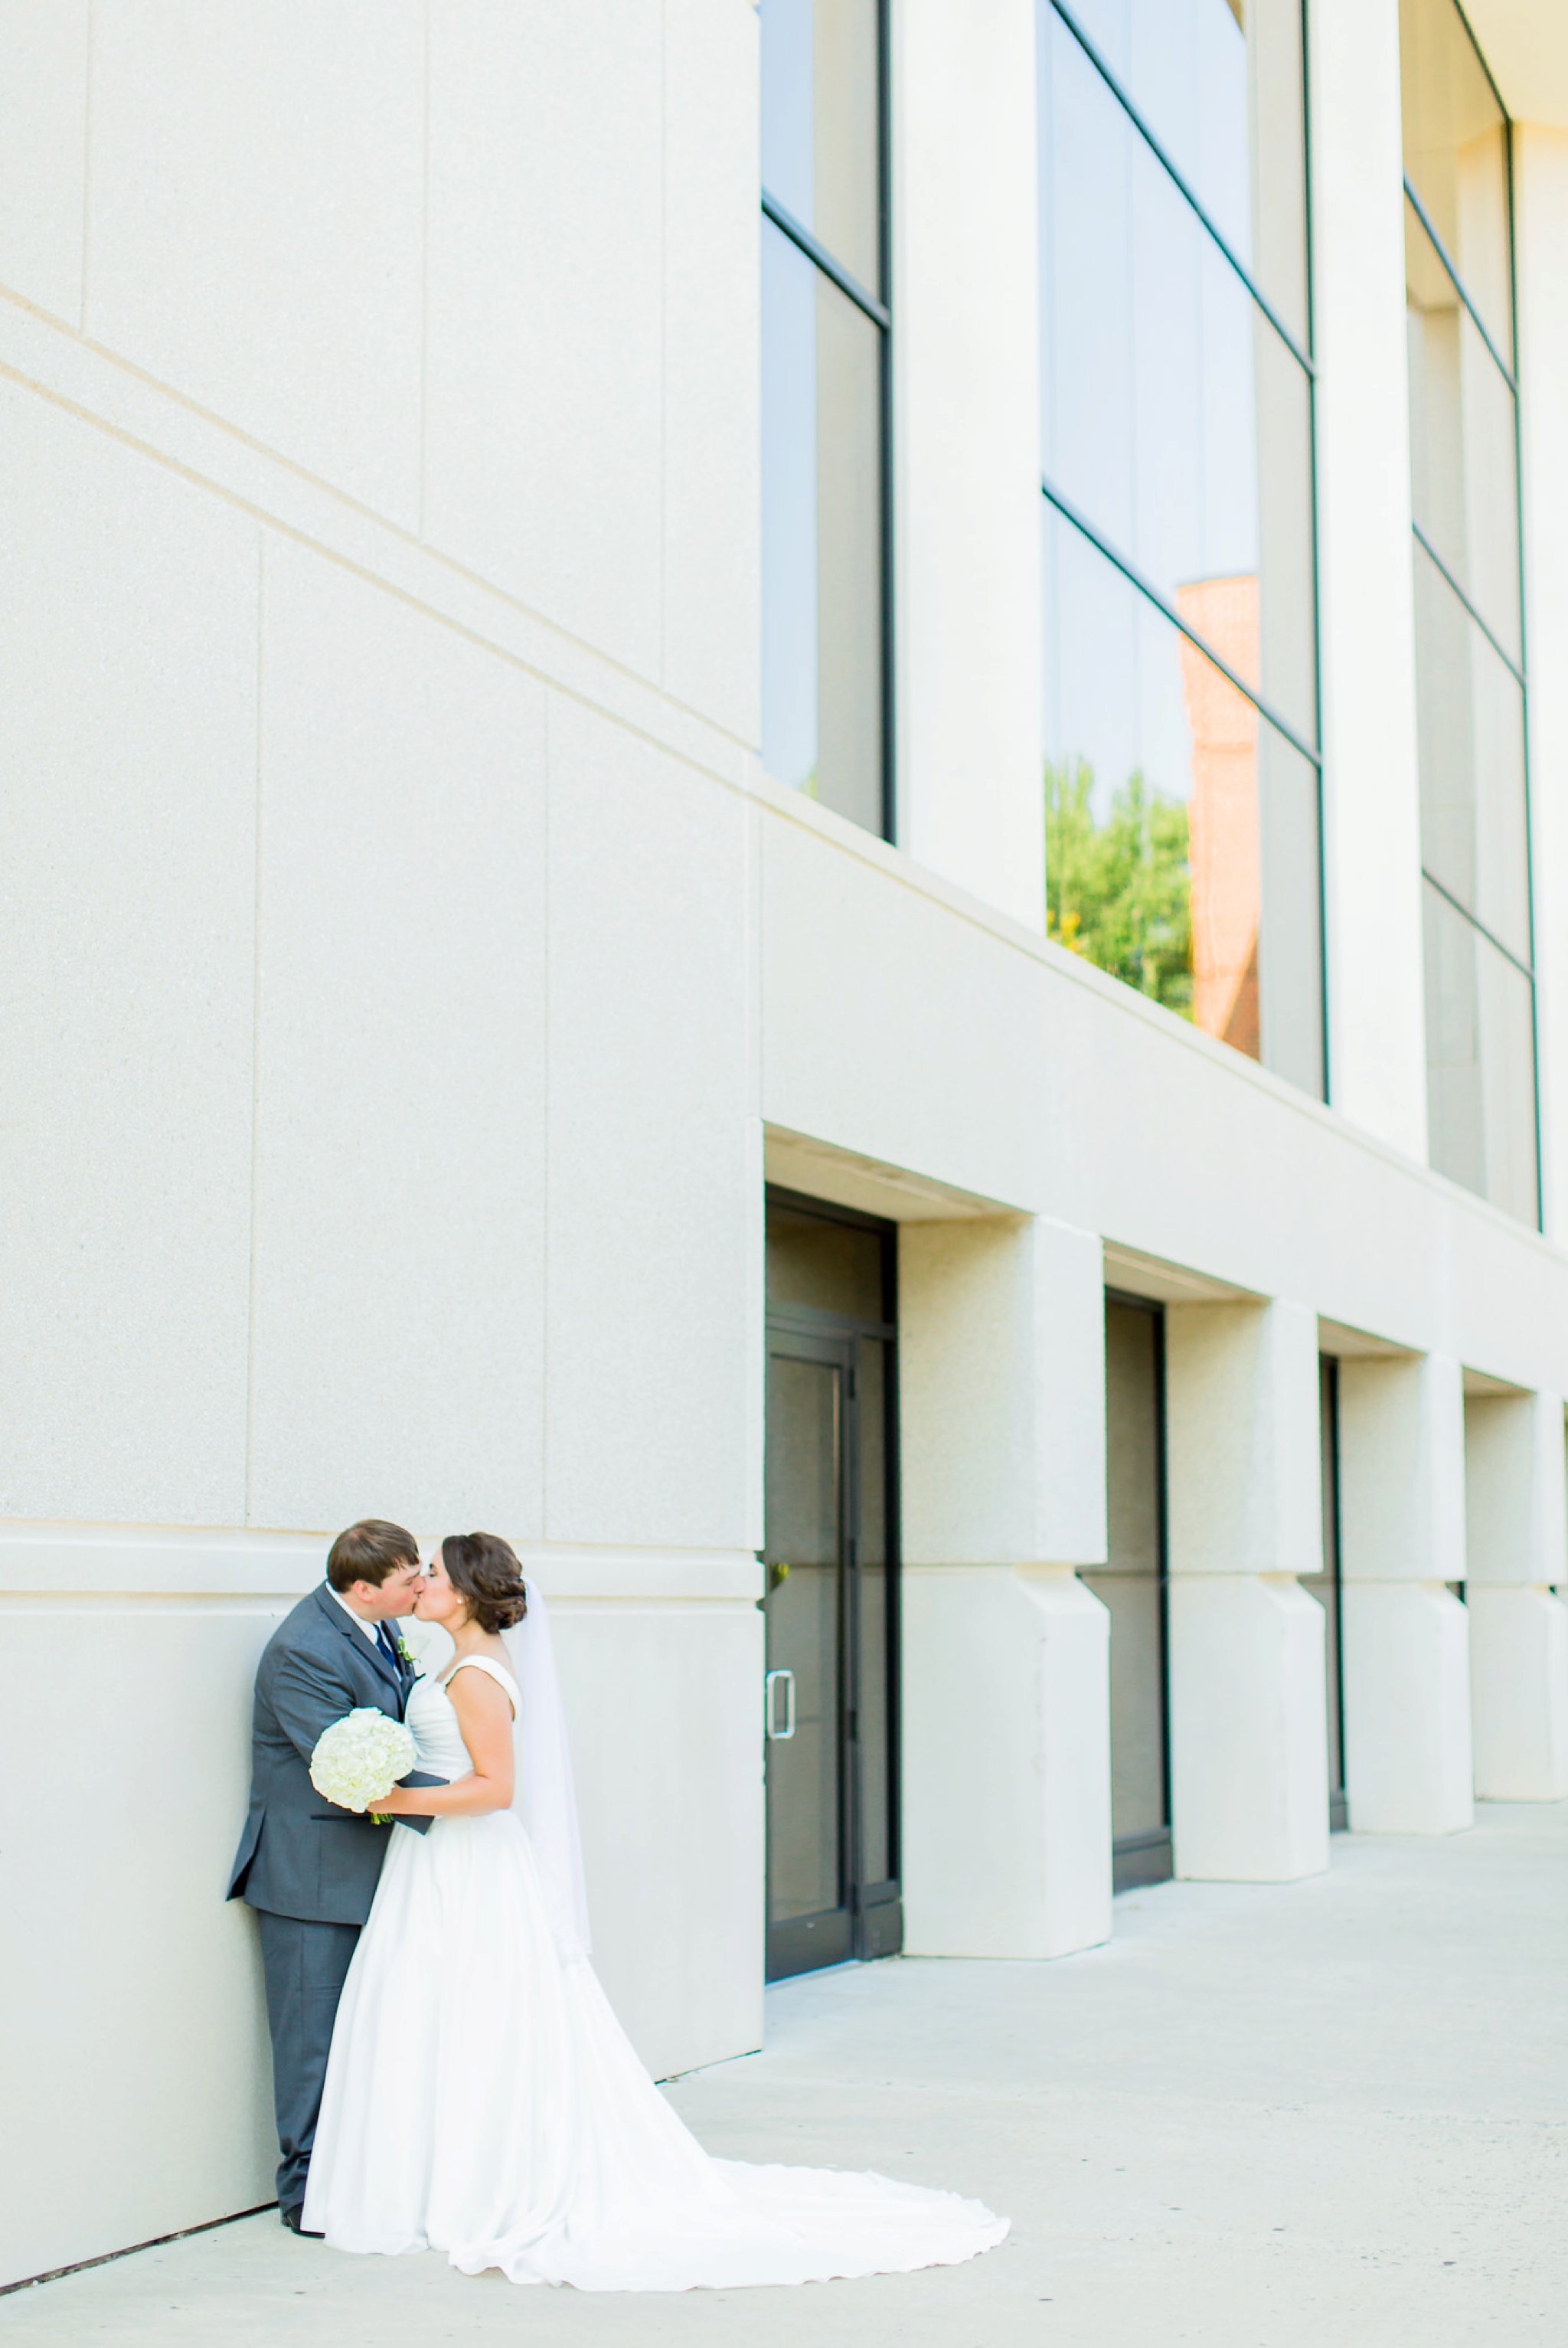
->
[0,1522,763,1604]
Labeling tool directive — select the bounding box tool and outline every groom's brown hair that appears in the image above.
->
[327,1518,419,1591]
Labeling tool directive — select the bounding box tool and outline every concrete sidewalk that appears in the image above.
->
[5,1804,1566,2347]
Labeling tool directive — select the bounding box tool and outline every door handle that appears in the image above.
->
[764,1667,796,1741]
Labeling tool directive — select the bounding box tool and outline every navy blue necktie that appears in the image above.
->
[375,1621,403,1679]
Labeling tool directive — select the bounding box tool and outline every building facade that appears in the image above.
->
[5,0,1568,2289]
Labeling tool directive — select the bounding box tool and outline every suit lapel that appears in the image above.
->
[312,1582,404,1702]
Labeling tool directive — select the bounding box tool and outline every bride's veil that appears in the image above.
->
[502,1580,592,1958]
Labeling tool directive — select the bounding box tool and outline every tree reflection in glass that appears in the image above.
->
[1037,0,1323,1097]
[1043,510,1323,1094]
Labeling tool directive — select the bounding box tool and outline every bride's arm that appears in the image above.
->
[271,1651,439,1832]
[377,1670,516,1817]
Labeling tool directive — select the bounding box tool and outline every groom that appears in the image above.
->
[228,1518,438,2232]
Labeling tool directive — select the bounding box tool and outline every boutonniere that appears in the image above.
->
[395,1632,423,1676]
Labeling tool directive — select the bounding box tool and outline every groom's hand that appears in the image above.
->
[392,1769,443,1835]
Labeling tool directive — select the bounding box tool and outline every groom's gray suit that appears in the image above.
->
[229,1583,434,2217]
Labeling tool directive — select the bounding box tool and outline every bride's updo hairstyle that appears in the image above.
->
[440,1532,528,1633]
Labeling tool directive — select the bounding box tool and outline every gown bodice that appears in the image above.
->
[406,1660,520,1784]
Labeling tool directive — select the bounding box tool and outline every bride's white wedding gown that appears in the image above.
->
[302,1656,1008,2290]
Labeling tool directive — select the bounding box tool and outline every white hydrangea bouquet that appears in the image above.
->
[309,1708,417,1824]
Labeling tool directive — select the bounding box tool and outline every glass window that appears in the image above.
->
[1040,22,1317,746]
[761,0,882,295]
[1037,0,1323,1095]
[1413,544,1529,963]
[760,2,889,839]
[1060,0,1309,345]
[1400,0,1512,364]
[1423,881,1537,1223]
[761,222,884,831]
[1406,195,1521,663]
[1400,0,1537,1225]
[1044,508,1324,1092]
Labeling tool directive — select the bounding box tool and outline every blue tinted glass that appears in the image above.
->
[1423,882,1537,1224]
[1053,0,1308,342]
[1406,195,1521,665]
[761,224,820,797]
[1039,11,1317,746]
[761,0,881,293]
[760,219,884,832]
[1413,543,1529,962]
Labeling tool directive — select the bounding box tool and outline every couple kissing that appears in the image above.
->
[227,1517,1006,2290]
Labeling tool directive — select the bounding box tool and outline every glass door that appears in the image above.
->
[763,1191,900,1981]
[1304,1354,1348,1829]
[764,1326,854,1976]
[1083,1293,1172,1893]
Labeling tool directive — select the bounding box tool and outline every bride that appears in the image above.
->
[302,1531,1008,2290]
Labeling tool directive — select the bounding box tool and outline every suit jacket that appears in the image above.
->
[227,1582,433,1925]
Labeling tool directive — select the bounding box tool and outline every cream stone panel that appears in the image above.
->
[898,1213,1109,1958]
[901,1565,1111,1958]
[1465,1388,1568,1798]
[662,0,761,741]
[900,1215,1107,1568]
[1470,1585,1568,1801]
[1309,0,1429,1157]
[1161,1299,1328,1880]
[1451,1205,1568,1398]
[762,811,1047,1212]
[0,1,87,321]
[1339,1353,1467,1584]
[893,0,1046,930]
[0,386,256,1525]
[1342,1580,1474,1832]
[249,538,547,1534]
[0,1598,288,2288]
[1465,1389,1568,1588]
[1168,1575,1329,1882]
[551,1603,765,2078]
[86,3,423,522]
[544,695,753,1548]
[1165,1301,1324,1579]
[1338,1353,1473,1830]
[424,1,663,675]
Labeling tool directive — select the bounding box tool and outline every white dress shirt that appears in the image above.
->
[328,1582,383,1646]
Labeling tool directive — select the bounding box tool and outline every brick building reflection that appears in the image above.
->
[1177,576,1261,1061]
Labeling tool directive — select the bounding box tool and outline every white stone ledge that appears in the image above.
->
[0,1523,763,1604]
